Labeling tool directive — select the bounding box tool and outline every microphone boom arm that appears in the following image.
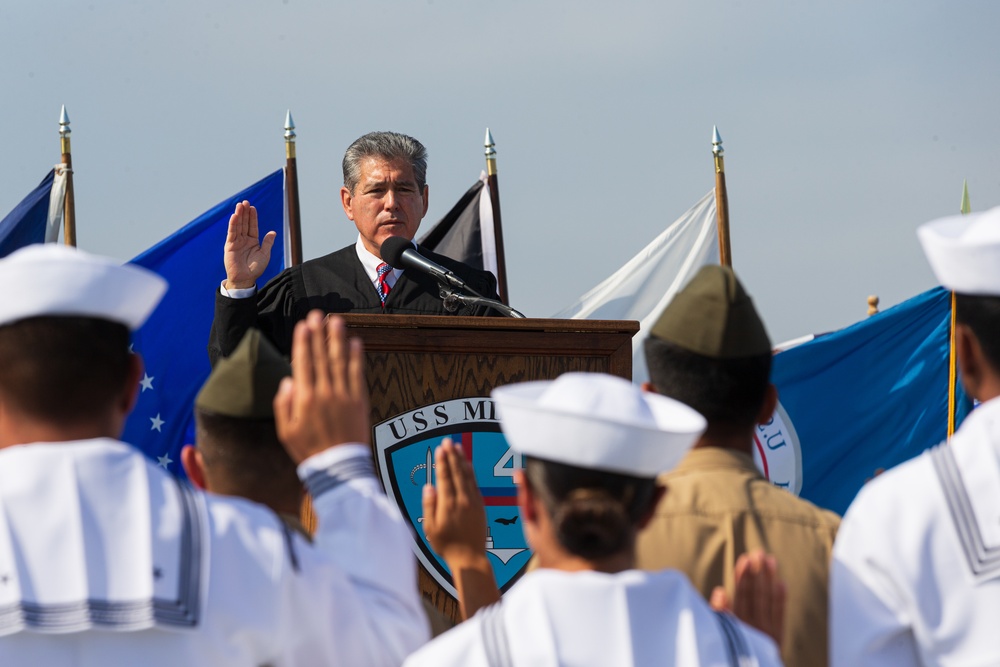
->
[438,285,525,318]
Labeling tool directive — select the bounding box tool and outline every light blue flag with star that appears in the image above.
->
[121,170,285,475]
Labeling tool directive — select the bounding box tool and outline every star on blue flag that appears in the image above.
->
[150,414,165,432]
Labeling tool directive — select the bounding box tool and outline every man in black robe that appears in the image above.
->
[208,131,499,363]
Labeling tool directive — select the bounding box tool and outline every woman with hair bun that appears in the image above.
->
[405,373,783,667]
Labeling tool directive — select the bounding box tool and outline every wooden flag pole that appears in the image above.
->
[484,128,510,305]
[295,117,316,531]
[284,111,303,267]
[286,111,312,533]
[712,126,732,267]
[59,106,77,247]
[948,181,971,440]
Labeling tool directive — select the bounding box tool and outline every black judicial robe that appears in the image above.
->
[208,244,500,363]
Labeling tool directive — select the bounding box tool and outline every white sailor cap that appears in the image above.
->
[918,206,1000,296]
[491,372,706,478]
[0,244,167,330]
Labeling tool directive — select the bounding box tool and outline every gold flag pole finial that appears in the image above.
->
[483,128,509,304]
[284,110,297,159]
[960,179,971,215]
[59,105,72,155]
[484,127,497,177]
[284,110,303,266]
[712,125,725,174]
[712,126,732,267]
[867,295,880,317]
[59,105,77,247]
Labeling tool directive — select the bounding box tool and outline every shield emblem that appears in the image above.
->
[373,398,531,597]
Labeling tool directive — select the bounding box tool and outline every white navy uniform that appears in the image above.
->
[404,568,782,667]
[831,397,1000,666]
[0,439,428,666]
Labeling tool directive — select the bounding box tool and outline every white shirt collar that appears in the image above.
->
[354,236,405,286]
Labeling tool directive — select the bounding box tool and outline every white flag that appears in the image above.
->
[553,191,719,385]
[44,165,69,243]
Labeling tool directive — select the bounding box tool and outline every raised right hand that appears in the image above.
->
[274,312,371,463]
[421,438,499,619]
[710,550,786,650]
[223,200,276,290]
[422,438,488,565]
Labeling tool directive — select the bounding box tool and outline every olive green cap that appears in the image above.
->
[649,265,771,359]
[195,329,290,418]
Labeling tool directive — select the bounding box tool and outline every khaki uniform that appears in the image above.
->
[636,447,840,667]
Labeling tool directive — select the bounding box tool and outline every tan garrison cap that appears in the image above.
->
[195,329,290,419]
[649,265,771,359]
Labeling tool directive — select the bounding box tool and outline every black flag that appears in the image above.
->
[418,178,498,279]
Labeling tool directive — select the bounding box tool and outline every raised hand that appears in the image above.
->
[422,439,488,563]
[422,438,499,619]
[710,550,786,650]
[223,200,276,290]
[274,312,371,463]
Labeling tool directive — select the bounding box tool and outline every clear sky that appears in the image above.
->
[2,0,999,342]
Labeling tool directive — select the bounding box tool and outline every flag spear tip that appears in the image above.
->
[59,106,71,136]
[960,179,971,215]
[284,110,296,141]
[484,128,496,160]
[712,125,723,155]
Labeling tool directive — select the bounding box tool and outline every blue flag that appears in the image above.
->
[121,170,285,475]
[764,287,972,516]
[0,170,55,258]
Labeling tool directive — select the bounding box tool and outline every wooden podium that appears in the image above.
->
[342,314,639,622]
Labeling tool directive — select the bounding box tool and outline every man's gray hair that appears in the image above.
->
[342,131,428,194]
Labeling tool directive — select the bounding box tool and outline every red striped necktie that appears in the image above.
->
[376,262,393,308]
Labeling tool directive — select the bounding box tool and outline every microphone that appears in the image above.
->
[380,236,482,296]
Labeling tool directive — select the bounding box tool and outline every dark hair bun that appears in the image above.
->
[552,488,632,560]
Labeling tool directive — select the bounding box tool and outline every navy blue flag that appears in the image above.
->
[0,170,55,258]
[121,170,285,475]
[761,287,972,516]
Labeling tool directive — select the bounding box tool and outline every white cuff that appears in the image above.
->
[298,445,376,500]
[219,281,257,299]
